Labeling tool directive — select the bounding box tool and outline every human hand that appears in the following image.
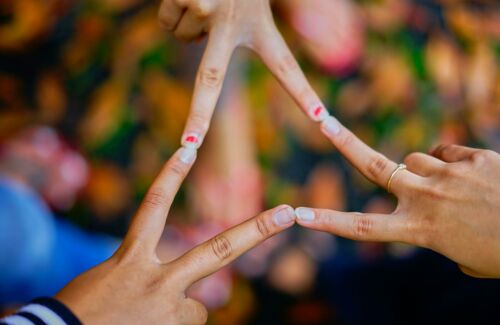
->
[295,116,500,278]
[55,147,296,324]
[158,0,330,149]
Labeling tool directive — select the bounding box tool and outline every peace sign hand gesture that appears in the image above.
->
[159,0,330,150]
[296,116,500,278]
[55,148,296,324]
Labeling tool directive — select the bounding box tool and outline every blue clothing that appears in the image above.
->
[0,178,118,305]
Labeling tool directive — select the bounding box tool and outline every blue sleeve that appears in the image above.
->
[0,178,56,304]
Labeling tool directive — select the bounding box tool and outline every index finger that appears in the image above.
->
[319,116,422,193]
[122,147,197,255]
[170,205,295,287]
[295,207,411,243]
[180,25,235,149]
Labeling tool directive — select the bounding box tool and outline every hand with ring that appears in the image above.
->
[295,115,500,278]
[158,0,330,150]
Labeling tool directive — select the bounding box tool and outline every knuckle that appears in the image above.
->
[483,149,498,158]
[198,67,222,89]
[317,210,334,227]
[316,211,338,232]
[168,159,187,178]
[189,113,210,134]
[143,187,168,208]
[471,150,494,165]
[352,214,373,238]
[439,144,454,156]
[277,54,300,76]
[316,209,333,229]
[338,130,355,148]
[366,154,390,180]
[470,151,485,165]
[298,87,314,101]
[255,213,272,237]
[210,235,232,261]
[403,152,419,167]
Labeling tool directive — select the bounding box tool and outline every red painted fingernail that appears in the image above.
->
[310,105,329,122]
[314,106,323,117]
[181,132,202,149]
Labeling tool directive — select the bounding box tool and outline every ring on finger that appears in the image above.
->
[386,163,406,193]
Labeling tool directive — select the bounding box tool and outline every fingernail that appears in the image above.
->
[310,105,329,122]
[321,115,341,137]
[273,206,295,226]
[179,147,197,164]
[295,207,315,222]
[181,132,202,149]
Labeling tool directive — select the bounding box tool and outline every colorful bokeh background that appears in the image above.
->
[1,0,500,324]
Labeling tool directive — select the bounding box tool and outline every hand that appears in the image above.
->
[55,147,296,324]
[295,116,500,278]
[158,0,330,149]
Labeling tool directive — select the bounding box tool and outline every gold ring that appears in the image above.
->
[386,163,406,193]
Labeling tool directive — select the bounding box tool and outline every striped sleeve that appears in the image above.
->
[1,298,81,325]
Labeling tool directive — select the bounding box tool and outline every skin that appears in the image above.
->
[55,148,295,324]
[160,0,500,278]
[158,0,328,147]
[297,118,500,278]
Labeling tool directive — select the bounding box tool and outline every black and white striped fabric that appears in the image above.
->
[1,298,81,325]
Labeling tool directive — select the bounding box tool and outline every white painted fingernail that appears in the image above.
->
[295,207,315,221]
[310,105,330,122]
[273,206,295,226]
[321,115,341,137]
[181,132,202,149]
[179,147,197,164]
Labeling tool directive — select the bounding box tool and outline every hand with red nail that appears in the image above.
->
[54,147,295,324]
[297,117,500,278]
[158,0,330,149]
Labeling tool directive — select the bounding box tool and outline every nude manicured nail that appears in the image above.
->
[181,132,202,149]
[295,207,315,222]
[310,105,329,122]
[321,116,341,137]
[179,147,197,164]
[273,206,295,226]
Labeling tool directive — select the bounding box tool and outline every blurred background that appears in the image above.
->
[0,0,499,324]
